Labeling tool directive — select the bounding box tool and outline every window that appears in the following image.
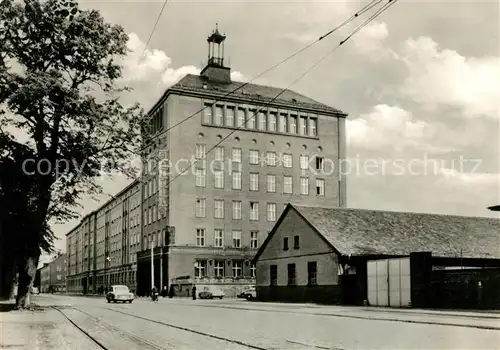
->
[249,173,259,191]
[293,235,300,249]
[196,229,205,247]
[308,262,317,285]
[214,229,224,247]
[300,155,309,170]
[250,231,258,249]
[237,108,245,127]
[249,150,259,165]
[309,118,317,136]
[148,207,152,224]
[266,152,276,166]
[214,170,224,189]
[315,156,324,171]
[195,169,205,187]
[300,177,309,195]
[283,154,292,168]
[215,147,224,162]
[266,174,276,193]
[194,260,207,278]
[232,148,242,163]
[232,260,243,277]
[279,114,287,133]
[284,176,293,194]
[267,203,277,221]
[195,143,206,159]
[195,198,206,217]
[232,230,242,248]
[232,201,242,220]
[270,265,278,286]
[287,263,296,285]
[250,263,256,278]
[299,117,307,135]
[215,105,223,125]
[283,237,289,251]
[203,104,212,124]
[269,112,277,132]
[250,202,259,221]
[258,112,266,130]
[289,115,297,134]
[214,200,224,219]
[247,110,256,129]
[316,179,325,196]
[214,261,225,277]
[232,171,242,189]
[153,204,158,221]
[226,107,235,127]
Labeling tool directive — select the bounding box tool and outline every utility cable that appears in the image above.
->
[166,0,399,186]
[100,0,169,150]
[139,0,386,154]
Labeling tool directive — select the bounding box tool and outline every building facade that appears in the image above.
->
[253,204,500,306]
[66,26,347,297]
[39,253,67,293]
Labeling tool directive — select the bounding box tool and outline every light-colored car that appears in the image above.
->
[31,287,39,295]
[198,286,225,299]
[106,285,134,303]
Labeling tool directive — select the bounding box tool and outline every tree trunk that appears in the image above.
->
[15,254,39,309]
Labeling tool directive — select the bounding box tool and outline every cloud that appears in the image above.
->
[437,167,499,187]
[346,104,444,152]
[351,21,389,55]
[121,33,246,88]
[399,36,500,119]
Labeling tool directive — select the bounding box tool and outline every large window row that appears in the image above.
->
[195,199,281,222]
[195,259,256,278]
[203,102,318,137]
[195,228,260,249]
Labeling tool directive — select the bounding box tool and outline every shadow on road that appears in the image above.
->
[0,303,16,312]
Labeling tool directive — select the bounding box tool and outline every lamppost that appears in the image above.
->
[106,256,111,287]
[487,205,500,212]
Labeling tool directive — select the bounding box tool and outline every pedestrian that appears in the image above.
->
[168,285,174,298]
[192,285,197,300]
[161,286,168,298]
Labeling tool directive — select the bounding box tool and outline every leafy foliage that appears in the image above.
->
[0,0,145,230]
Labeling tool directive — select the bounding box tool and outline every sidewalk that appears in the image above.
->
[0,300,101,349]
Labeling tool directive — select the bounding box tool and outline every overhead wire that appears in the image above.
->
[99,0,170,151]
[165,0,399,186]
[138,0,386,154]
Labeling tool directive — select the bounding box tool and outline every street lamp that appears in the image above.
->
[106,256,111,286]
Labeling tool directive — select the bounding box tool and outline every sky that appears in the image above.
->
[40,0,499,262]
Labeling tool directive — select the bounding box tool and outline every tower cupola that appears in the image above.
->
[200,24,231,83]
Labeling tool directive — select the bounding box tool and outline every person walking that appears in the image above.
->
[192,285,197,300]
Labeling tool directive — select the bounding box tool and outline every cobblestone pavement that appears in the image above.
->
[31,295,500,349]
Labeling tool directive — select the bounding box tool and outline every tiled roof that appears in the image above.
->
[293,205,500,259]
[170,74,345,116]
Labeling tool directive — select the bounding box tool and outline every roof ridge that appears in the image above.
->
[293,205,500,221]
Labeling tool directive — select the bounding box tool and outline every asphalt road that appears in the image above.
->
[33,294,500,349]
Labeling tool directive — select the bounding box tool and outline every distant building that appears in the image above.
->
[40,253,67,293]
[253,204,500,309]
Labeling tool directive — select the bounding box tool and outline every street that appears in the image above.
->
[5,294,496,349]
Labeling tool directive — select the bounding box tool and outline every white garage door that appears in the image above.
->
[367,258,411,307]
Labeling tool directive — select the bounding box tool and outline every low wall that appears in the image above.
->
[256,285,342,304]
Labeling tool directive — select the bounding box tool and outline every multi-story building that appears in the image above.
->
[40,253,67,293]
[135,26,347,296]
[66,181,141,293]
[65,26,347,297]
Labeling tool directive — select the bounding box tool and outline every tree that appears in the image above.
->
[0,0,145,308]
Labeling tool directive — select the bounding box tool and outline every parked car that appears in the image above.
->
[106,285,134,303]
[30,287,39,295]
[237,286,256,300]
[198,286,224,299]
